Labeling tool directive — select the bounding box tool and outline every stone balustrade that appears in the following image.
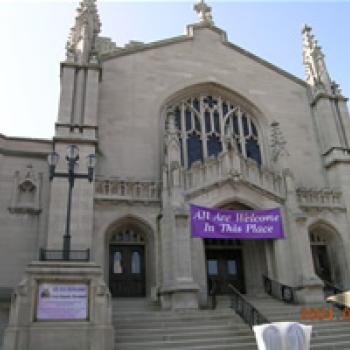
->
[183,150,286,199]
[296,187,344,210]
[95,179,161,202]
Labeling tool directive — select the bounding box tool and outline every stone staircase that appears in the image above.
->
[112,297,258,350]
[247,294,350,349]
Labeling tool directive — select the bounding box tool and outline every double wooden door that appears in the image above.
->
[206,249,245,294]
[109,245,145,297]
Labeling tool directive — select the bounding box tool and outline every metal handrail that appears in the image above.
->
[228,283,269,328]
[323,280,343,295]
[39,248,90,261]
[263,275,299,304]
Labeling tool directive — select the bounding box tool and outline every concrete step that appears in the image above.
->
[115,328,252,342]
[113,312,240,323]
[113,297,257,350]
[113,309,236,319]
[247,294,350,349]
[115,323,250,335]
[116,343,258,350]
[115,334,256,347]
[114,318,244,330]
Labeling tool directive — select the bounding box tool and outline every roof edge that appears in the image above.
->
[0,133,52,144]
[100,25,307,88]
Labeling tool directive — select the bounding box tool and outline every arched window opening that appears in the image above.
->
[168,94,262,168]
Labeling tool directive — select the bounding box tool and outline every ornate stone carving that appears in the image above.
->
[95,179,161,203]
[270,121,289,164]
[66,0,101,64]
[164,110,182,189]
[8,165,41,215]
[193,0,214,26]
[184,146,285,200]
[296,187,345,211]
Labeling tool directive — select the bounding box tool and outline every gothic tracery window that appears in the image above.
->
[168,94,262,168]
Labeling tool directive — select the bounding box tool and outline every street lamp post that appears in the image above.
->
[47,145,96,261]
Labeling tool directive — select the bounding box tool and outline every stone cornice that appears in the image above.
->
[60,62,102,81]
[52,136,98,145]
[0,133,52,158]
[100,25,307,88]
[0,133,51,144]
[184,176,286,204]
[322,147,350,168]
[311,92,348,106]
[55,123,98,130]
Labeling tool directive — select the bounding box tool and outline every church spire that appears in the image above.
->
[302,24,332,93]
[66,0,101,64]
[193,0,214,26]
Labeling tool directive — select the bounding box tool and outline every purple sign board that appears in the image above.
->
[191,205,284,239]
[36,282,89,321]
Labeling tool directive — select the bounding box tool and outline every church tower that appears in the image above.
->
[302,25,350,156]
[46,0,101,250]
[303,25,350,233]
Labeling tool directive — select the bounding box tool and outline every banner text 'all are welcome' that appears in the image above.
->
[191,205,284,239]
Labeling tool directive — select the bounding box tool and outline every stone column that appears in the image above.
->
[159,206,199,310]
[282,171,324,303]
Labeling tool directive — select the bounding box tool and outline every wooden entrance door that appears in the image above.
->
[206,249,245,294]
[311,245,332,282]
[109,245,145,297]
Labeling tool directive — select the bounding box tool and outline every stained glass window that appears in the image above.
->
[168,94,262,168]
[207,135,222,157]
[187,133,203,167]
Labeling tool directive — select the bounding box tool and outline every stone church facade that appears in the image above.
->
[1,0,350,330]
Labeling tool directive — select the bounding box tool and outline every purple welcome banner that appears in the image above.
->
[191,205,284,239]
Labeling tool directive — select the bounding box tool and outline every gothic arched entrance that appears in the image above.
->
[310,231,332,283]
[308,223,345,289]
[109,228,146,297]
[204,201,269,296]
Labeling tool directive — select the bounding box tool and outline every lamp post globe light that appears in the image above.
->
[44,145,96,261]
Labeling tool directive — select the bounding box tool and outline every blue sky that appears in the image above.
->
[0,1,349,139]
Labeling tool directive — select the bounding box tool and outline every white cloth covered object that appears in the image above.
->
[253,322,312,350]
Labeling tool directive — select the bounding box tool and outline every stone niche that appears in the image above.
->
[3,261,114,350]
[8,165,41,215]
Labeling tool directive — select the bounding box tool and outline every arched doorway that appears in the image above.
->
[204,201,268,296]
[309,223,347,288]
[109,228,146,297]
[309,231,332,283]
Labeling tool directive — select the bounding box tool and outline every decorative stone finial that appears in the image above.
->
[193,0,214,26]
[66,0,101,64]
[302,24,333,94]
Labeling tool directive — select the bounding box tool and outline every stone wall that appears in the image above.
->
[0,135,51,288]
